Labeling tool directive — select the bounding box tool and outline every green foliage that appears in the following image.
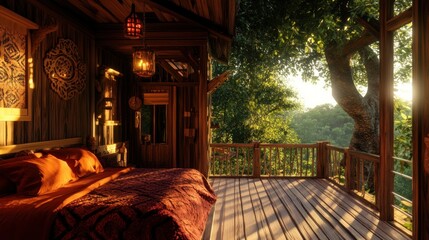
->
[394,99,412,160]
[393,98,412,218]
[290,104,354,146]
[211,62,300,143]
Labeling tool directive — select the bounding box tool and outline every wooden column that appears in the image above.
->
[316,141,329,178]
[412,0,429,238]
[379,0,394,221]
[198,44,209,176]
[253,142,261,178]
[344,148,352,192]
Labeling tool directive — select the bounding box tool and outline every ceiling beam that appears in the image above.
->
[145,0,233,41]
[181,49,199,71]
[158,60,185,82]
[96,23,208,54]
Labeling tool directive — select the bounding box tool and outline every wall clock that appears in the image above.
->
[128,96,142,111]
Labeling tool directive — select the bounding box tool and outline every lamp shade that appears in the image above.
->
[133,46,155,77]
[124,3,142,39]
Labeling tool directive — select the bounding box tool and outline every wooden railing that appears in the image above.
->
[210,143,255,177]
[209,141,412,232]
[326,144,347,186]
[392,156,413,229]
[347,150,380,208]
[210,142,380,207]
[209,142,322,177]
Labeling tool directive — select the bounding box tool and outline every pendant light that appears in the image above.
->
[124,3,142,39]
[131,1,155,77]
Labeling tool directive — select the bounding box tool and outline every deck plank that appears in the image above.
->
[253,179,286,239]
[309,179,410,239]
[280,179,330,240]
[210,178,226,240]
[240,178,260,239]
[261,179,302,240]
[287,179,348,240]
[223,178,236,239]
[207,178,411,240]
[247,178,271,239]
[269,178,315,238]
[234,179,245,239]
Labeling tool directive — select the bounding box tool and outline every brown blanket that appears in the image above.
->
[0,168,131,240]
[51,168,216,240]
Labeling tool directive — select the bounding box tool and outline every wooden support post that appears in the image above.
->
[316,141,329,178]
[253,142,260,178]
[374,160,380,210]
[379,0,394,222]
[413,0,429,238]
[344,148,352,192]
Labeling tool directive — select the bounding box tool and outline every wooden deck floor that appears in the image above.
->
[204,178,410,240]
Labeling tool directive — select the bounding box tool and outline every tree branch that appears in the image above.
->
[342,31,377,58]
[358,46,379,98]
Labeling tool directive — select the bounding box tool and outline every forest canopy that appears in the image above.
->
[211,0,411,154]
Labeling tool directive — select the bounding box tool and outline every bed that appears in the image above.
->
[0,138,216,240]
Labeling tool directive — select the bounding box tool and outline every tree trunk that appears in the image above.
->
[324,43,380,154]
[325,43,379,193]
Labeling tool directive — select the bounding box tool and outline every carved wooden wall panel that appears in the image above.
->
[0,25,26,108]
[44,39,86,100]
[0,5,38,122]
[0,0,96,145]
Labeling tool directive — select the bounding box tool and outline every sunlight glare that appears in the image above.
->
[285,76,336,109]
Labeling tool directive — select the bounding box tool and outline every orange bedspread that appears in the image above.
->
[0,168,132,240]
[0,168,216,240]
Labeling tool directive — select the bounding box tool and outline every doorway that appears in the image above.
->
[140,86,176,167]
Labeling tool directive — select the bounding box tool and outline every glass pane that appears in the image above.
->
[154,105,167,143]
[394,0,412,16]
[141,104,167,144]
[141,105,153,143]
[393,22,412,232]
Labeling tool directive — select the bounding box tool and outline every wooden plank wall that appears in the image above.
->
[176,85,198,168]
[0,0,131,147]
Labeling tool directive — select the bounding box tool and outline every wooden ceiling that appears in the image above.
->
[43,0,237,66]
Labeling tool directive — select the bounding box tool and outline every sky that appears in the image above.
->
[287,76,413,109]
[286,76,336,109]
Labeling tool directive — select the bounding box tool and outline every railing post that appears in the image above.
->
[253,141,260,178]
[316,141,329,178]
[344,148,351,192]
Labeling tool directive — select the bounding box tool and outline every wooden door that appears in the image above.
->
[140,86,176,167]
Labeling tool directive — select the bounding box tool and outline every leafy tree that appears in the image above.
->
[211,62,299,143]
[212,0,412,154]
[290,104,354,146]
[393,98,412,217]
[210,0,301,143]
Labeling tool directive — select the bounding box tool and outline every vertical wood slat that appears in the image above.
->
[198,44,208,176]
[253,142,261,177]
[345,148,352,191]
[379,0,395,221]
[413,0,429,238]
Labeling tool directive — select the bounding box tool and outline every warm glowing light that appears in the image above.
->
[133,46,155,77]
[28,58,34,89]
[124,3,142,39]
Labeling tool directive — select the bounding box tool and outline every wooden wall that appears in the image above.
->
[0,0,130,146]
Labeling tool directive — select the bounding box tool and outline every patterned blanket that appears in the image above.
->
[51,168,216,240]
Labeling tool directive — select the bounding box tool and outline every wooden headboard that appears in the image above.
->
[0,137,83,156]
